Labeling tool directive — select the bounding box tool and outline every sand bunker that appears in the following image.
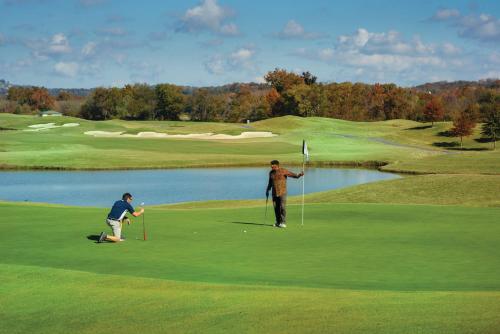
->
[25,123,80,131]
[84,130,277,140]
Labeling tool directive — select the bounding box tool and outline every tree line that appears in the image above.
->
[1,69,499,145]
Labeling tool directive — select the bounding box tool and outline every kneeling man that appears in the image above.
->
[98,192,144,243]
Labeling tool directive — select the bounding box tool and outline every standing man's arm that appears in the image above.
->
[284,169,304,179]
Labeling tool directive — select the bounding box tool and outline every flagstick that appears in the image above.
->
[301,154,305,226]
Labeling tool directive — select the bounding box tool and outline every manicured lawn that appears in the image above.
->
[1,201,500,333]
[4,114,497,173]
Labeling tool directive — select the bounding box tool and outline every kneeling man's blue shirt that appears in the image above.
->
[107,200,135,221]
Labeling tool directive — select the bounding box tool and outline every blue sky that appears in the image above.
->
[0,0,499,88]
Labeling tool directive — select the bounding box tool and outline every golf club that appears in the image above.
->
[141,202,147,241]
[265,196,269,222]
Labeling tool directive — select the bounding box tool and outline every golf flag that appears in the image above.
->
[302,140,309,162]
[301,140,308,226]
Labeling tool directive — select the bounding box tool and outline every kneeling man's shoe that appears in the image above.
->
[98,232,107,243]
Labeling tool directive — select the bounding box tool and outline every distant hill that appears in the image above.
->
[414,78,500,93]
[2,78,498,98]
[0,79,12,95]
[46,88,94,97]
[0,79,94,97]
[181,82,269,95]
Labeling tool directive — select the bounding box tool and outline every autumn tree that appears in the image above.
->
[480,96,500,149]
[122,84,156,120]
[265,87,286,117]
[155,84,186,120]
[451,107,477,149]
[264,68,304,93]
[7,86,31,105]
[301,71,317,85]
[187,89,226,121]
[80,87,124,120]
[424,96,444,126]
[57,91,73,101]
[29,87,55,111]
[369,84,385,120]
[284,83,325,117]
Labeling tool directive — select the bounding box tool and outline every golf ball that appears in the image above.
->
[243,230,247,233]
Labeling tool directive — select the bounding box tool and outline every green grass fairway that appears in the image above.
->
[2,114,498,173]
[1,201,500,333]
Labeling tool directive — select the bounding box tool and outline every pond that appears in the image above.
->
[0,167,400,207]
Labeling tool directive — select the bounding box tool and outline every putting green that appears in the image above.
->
[1,201,500,333]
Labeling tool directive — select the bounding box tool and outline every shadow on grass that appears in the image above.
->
[87,235,100,243]
[437,130,455,137]
[230,221,273,227]
[406,125,432,130]
[474,137,495,143]
[433,141,460,148]
[448,147,490,151]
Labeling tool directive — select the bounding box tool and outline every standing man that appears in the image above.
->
[266,160,304,228]
[98,193,144,243]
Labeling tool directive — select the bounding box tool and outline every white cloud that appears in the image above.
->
[489,52,500,64]
[229,48,253,62]
[204,55,225,75]
[48,33,71,54]
[292,28,471,84]
[219,23,239,36]
[318,48,334,61]
[441,42,461,55]
[253,75,266,84]
[430,9,500,43]
[96,27,127,36]
[337,29,434,55]
[82,42,97,56]
[177,0,239,36]
[205,47,257,75]
[458,13,500,42]
[275,20,324,39]
[25,33,72,60]
[482,70,500,79]
[431,8,460,21]
[54,62,79,77]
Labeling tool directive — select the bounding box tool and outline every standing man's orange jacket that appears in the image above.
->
[267,168,301,197]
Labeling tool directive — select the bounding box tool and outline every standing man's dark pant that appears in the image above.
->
[272,195,287,225]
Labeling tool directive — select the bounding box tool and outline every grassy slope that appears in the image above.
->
[0,114,480,168]
[163,174,500,209]
[3,113,498,173]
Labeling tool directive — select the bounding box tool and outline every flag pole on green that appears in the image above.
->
[301,140,309,226]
